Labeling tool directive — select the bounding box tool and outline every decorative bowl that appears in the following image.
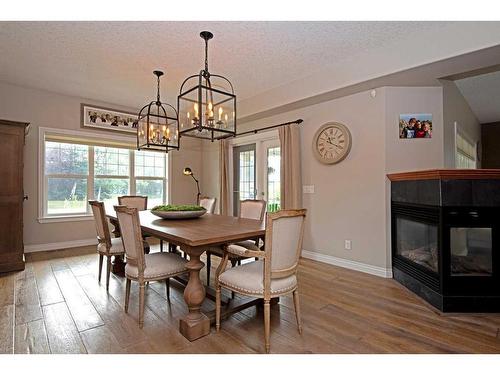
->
[150,205,207,220]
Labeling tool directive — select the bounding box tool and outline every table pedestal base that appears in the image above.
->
[179,314,210,341]
[111,255,125,275]
[180,246,212,341]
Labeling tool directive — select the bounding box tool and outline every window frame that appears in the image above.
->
[38,127,169,223]
[454,123,477,169]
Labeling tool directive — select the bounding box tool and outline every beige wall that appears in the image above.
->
[204,89,388,268]
[441,79,481,168]
[0,82,202,247]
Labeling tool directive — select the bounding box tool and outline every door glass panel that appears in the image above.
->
[267,146,281,212]
[233,144,256,216]
[450,228,492,276]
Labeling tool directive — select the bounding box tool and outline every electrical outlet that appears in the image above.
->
[344,240,352,250]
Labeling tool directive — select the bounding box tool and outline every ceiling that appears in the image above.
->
[455,70,500,124]
[0,21,459,110]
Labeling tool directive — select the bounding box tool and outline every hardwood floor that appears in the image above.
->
[1,244,500,354]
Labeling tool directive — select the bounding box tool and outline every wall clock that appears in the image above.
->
[312,122,352,164]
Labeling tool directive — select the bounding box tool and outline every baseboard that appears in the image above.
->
[301,250,393,278]
[24,238,97,253]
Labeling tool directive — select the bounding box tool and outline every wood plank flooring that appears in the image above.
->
[1,244,500,354]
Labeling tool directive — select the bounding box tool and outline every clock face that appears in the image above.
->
[313,122,352,164]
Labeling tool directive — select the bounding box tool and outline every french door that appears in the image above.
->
[232,137,281,216]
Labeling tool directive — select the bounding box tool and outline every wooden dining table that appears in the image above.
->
[106,210,266,341]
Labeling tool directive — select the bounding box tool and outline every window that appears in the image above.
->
[94,147,130,211]
[40,130,168,221]
[134,150,166,209]
[455,131,476,169]
[44,142,89,215]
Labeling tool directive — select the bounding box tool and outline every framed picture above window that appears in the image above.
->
[399,113,433,139]
[81,103,138,135]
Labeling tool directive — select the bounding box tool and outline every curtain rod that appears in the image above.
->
[235,119,303,137]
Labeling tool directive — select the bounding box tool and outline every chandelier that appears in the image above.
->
[137,70,179,152]
[178,31,236,141]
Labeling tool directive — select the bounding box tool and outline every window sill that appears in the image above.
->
[38,215,94,224]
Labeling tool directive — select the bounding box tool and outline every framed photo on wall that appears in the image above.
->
[81,104,138,135]
[399,113,432,139]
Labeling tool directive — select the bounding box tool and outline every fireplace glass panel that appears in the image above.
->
[450,228,492,276]
[396,217,438,273]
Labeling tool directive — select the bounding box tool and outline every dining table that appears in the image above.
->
[106,210,266,341]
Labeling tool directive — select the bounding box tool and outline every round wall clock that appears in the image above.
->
[312,122,352,164]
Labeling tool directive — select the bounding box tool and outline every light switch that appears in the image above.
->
[303,185,315,194]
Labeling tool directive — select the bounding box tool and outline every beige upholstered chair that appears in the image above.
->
[118,195,148,210]
[199,196,217,214]
[118,195,161,252]
[114,205,189,328]
[89,201,125,291]
[206,199,266,286]
[215,209,306,353]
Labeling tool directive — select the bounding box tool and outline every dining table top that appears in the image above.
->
[107,210,266,248]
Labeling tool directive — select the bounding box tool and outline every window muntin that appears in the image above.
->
[267,146,281,212]
[455,132,476,169]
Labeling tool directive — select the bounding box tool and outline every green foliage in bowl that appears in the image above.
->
[151,204,205,212]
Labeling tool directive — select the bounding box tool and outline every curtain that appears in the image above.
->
[279,123,302,209]
[219,139,231,215]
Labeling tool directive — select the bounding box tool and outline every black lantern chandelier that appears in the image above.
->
[137,70,179,152]
[178,31,236,141]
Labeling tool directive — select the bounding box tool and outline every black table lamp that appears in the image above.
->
[183,167,201,204]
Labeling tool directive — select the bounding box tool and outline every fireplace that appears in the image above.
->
[388,170,500,312]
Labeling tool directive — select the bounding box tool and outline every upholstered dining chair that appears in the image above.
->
[206,199,266,286]
[118,195,159,252]
[114,205,189,328]
[89,200,125,291]
[215,209,307,353]
[199,196,217,214]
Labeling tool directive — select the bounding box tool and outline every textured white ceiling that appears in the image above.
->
[0,21,457,110]
[456,70,500,123]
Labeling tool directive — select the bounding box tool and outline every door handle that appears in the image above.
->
[23,195,29,201]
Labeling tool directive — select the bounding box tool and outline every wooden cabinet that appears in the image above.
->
[0,119,29,273]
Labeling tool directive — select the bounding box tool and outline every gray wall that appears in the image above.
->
[0,82,202,247]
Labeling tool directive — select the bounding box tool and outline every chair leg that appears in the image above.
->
[124,278,131,313]
[230,259,237,299]
[215,285,221,331]
[264,299,271,354]
[139,283,145,328]
[292,289,303,334]
[106,256,112,291]
[206,253,211,286]
[98,254,103,283]
[165,278,170,301]
[160,240,163,252]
